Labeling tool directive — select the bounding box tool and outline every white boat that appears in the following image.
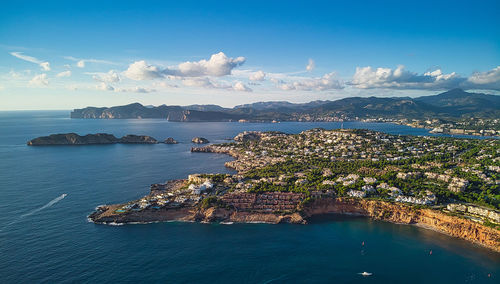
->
[359,272,372,276]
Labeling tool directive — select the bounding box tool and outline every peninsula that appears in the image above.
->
[89,129,500,252]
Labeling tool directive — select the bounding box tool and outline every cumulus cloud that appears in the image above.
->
[233,81,252,92]
[92,70,120,83]
[306,59,315,72]
[249,70,266,81]
[123,60,163,80]
[275,72,343,91]
[464,66,500,90]
[123,52,245,80]
[10,52,50,71]
[56,70,72,78]
[175,52,245,77]
[29,74,49,86]
[350,65,463,90]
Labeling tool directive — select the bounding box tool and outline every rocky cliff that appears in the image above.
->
[303,198,500,252]
[89,194,499,251]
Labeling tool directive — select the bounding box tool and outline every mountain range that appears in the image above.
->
[70,89,500,122]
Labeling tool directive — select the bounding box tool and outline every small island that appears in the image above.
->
[89,129,500,252]
[27,133,159,145]
[192,137,210,144]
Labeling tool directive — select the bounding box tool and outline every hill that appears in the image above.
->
[71,89,499,122]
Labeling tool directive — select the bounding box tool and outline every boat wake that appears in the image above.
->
[20,194,67,218]
[1,194,67,231]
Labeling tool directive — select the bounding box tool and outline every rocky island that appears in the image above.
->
[191,137,209,144]
[164,137,178,144]
[28,133,162,145]
[89,129,500,252]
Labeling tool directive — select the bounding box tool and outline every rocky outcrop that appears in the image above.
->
[88,193,500,251]
[164,137,178,144]
[192,137,209,144]
[27,133,119,145]
[234,131,262,142]
[28,133,159,145]
[192,207,305,224]
[119,135,158,144]
[303,198,500,252]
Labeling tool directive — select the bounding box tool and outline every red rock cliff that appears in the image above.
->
[304,198,500,252]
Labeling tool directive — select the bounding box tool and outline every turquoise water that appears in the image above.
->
[0,111,498,283]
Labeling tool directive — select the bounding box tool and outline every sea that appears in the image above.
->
[0,110,498,283]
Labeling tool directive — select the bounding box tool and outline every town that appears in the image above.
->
[92,129,500,229]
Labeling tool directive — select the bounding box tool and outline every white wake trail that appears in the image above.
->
[0,194,68,232]
[20,194,67,218]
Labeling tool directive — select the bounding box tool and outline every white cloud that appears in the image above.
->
[350,65,462,90]
[180,77,252,92]
[40,62,51,71]
[123,60,163,80]
[29,74,49,86]
[181,77,223,88]
[10,52,50,71]
[92,70,120,83]
[175,52,245,77]
[249,70,266,81]
[96,82,114,91]
[275,72,343,91]
[306,59,315,72]
[233,81,252,92]
[63,56,115,68]
[464,66,500,90]
[123,52,245,80]
[56,70,72,78]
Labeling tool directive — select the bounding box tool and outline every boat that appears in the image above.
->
[359,272,372,276]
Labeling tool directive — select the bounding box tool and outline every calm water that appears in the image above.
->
[0,111,498,283]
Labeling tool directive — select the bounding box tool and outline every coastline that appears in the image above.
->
[89,177,500,252]
[85,130,500,253]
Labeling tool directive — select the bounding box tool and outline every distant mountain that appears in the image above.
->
[183,104,229,112]
[234,100,331,111]
[306,97,439,118]
[414,88,500,117]
[71,89,499,121]
[70,103,239,121]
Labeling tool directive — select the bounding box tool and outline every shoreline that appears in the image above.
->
[88,130,500,252]
[89,191,500,252]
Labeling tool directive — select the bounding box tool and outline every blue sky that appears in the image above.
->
[1,0,499,110]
